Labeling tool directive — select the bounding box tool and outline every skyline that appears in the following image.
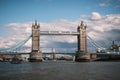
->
[0,0,120,52]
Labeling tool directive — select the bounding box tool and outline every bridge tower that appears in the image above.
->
[29,21,42,62]
[75,21,90,62]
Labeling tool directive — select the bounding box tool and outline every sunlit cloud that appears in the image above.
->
[91,12,102,20]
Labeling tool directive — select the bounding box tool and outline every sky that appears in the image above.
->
[0,0,120,24]
[0,0,120,53]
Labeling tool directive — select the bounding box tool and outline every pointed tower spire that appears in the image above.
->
[35,20,37,25]
[81,21,84,26]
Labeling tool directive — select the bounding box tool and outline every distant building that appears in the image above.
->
[108,41,119,51]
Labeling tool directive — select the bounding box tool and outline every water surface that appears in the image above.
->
[0,61,120,80]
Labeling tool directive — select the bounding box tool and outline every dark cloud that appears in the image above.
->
[106,29,120,40]
[47,41,77,48]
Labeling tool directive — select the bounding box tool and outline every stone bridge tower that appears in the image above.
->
[75,21,90,62]
[29,21,42,62]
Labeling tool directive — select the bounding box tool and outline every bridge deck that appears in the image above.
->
[40,31,79,35]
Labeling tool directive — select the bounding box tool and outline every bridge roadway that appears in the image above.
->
[0,52,120,56]
[95,52,120,55]
[0,52,76,56]
[40,31,80,36]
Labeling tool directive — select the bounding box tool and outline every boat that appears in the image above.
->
[10,57,22,64]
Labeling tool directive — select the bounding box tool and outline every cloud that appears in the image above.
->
[88,14,120,41]
[91,12,102,20]
[0,12,120,53]
[99,3,107,7]
[98,0,110,7]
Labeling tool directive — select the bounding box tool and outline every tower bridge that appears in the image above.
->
[0,21,120,62]
[29,21,90,62]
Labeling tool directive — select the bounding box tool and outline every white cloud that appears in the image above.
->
[99,3,107,7]
[0,12,120,52]
[88,14,120,41]
[91,12,102,20]
[98,0,110,7]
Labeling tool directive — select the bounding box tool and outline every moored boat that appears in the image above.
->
[10,57,22,64]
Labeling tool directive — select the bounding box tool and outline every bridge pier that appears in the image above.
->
[29,21,42,62]
[75,21,90,62]
[29,51,42,62]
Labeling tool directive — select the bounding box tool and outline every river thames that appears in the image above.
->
[0,61,120,80]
